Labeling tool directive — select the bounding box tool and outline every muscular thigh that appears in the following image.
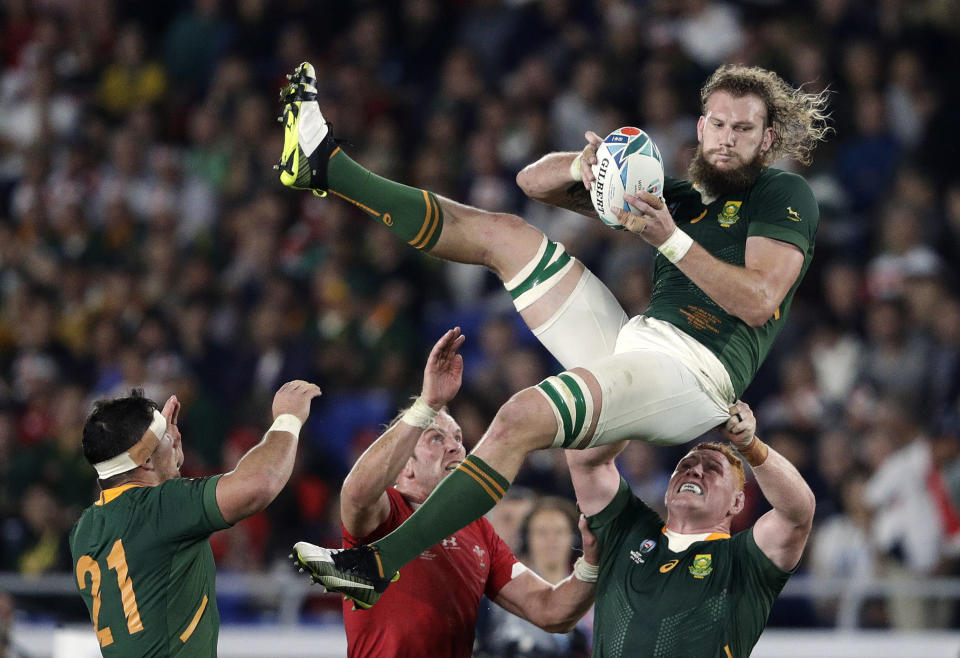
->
[586,350,730,447]
[522,265,629,369]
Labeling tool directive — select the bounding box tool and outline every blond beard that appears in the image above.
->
[687,144,765,197]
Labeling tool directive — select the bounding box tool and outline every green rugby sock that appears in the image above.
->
[327,149,443,251]
[373,455,510,575]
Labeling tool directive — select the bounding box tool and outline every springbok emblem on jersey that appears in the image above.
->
[718,201,742,227]
[689,554,714,579]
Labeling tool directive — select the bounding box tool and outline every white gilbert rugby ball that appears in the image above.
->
[590,127,664,230]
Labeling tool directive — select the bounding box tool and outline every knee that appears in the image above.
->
[486,389,553,451]
[475,213,541,272]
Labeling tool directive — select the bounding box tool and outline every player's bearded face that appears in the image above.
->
[687,141,764,197]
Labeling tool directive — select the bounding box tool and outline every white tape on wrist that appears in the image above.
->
[269,414,303,437]
[657,228,694,264]
[401,397,439,429]
[569,154,583,182]
[573,556,599,583]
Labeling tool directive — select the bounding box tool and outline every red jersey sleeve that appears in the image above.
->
[477,516,521,599]
[341,487,410,547]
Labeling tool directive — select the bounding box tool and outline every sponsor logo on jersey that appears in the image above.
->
[689,554,713,579]
[420,550,437,560]
[787,206,802,222]
[718,201,742,227]
[690,209,707,224]
[473,545,487,569]
[659,559,679,573]
[441,536,460,550]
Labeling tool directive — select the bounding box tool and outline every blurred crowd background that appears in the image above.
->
[1,0,959,646]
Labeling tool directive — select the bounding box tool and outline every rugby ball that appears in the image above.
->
[589,127,664,230]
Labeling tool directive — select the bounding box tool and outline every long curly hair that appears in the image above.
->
[700,64,832,165]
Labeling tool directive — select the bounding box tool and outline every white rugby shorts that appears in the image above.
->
[532,268,735,447]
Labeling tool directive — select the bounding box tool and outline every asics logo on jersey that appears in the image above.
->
[659,559,679,573]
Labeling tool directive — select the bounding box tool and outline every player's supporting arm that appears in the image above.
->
[723,402,815,571]
[618,193,804,327]
[492,515,598,633]
[516,131,603,219]
[565,440,628,516]
[216,380,322,525]
[341,328,465,538]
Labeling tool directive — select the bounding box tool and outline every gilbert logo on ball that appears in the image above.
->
[590,127,664,230]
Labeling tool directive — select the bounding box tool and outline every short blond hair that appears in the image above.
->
[701,64,832,165]
[691,441,745,491]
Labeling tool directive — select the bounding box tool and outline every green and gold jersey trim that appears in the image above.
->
[95,484,145,506]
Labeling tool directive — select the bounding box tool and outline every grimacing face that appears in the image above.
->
[664,449,742,524]
[408,411,465,491]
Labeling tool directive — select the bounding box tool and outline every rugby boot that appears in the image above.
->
[277,61,337,196]
[292,541,398,610]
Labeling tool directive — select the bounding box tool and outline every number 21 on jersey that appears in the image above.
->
[76,539,143,647]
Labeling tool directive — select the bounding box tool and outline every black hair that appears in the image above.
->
[81,389,159,469]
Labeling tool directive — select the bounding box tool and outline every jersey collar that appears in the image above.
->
[661,526,730,552]
[95,483,144,506]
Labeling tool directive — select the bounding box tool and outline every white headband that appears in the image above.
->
[93,409,167,479]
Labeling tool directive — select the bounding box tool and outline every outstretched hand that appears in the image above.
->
[272,380,323,424]
[721,401,757,450]
[421,327,466,409]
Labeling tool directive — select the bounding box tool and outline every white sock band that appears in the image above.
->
[269,413,303,437]
[536,372,595,449]
[504,237,576,312]
[657,228,694,264]
[401,397,439,429]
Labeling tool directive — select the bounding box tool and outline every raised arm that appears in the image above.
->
[216,380,322,525]
[492,515,598,633]
[515,130,603,219]
[723,402,815,571]
[565,440,628,516]
[340,328,465,538]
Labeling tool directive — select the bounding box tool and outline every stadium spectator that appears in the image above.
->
[70,380,320,655]
[475,496,591,658]
[295,329,597,657]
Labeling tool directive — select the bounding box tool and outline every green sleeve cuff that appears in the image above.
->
[203,474,233,530]
[748,223,809,254]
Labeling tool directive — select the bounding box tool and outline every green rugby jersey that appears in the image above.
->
[588,479,791,658]
[69,476,231,657]
[645,168,819,396]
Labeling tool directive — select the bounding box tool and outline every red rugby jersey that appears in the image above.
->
[341,486,520,658]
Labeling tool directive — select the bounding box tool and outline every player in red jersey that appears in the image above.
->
[294,328,598,658]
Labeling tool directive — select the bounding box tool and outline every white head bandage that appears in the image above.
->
[93,409,167,479]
